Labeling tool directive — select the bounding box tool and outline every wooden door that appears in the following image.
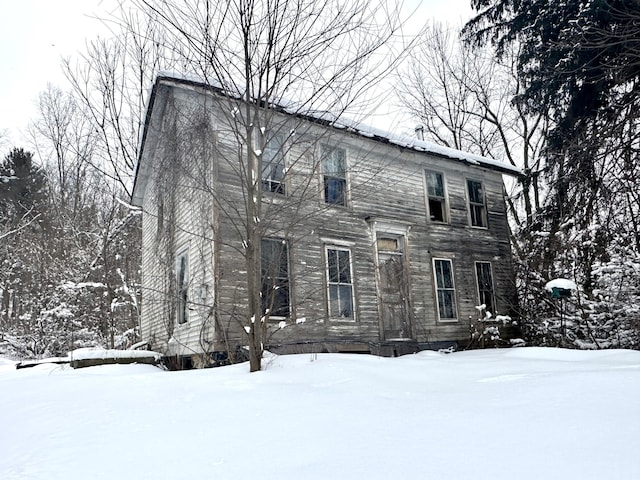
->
[378,251,412,340]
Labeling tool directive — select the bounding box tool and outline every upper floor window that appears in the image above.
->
[261,238,290,317]
[261,133,285,194]
[326,246,355,319]
[321,145,347,206]
[433,258,457,321]
[475,261,495,315]
[425,170,447,222]
[467,179,487,227]
[175,248,189,324]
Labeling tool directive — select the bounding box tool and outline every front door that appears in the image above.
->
[377,242,412,340]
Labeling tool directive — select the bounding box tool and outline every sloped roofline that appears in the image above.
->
[132,73,523,204]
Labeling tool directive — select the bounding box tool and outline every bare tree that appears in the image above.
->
[396,23,547,227]
[128,0,413,371]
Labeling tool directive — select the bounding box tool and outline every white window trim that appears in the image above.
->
[424,169,449,223]
[324,245,357,322]
[432,257,458,322]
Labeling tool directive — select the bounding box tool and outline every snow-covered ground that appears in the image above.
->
[1,348,638,480]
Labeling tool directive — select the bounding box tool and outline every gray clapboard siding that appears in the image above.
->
[133,76,520,360]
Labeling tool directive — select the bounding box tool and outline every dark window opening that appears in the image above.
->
[425,170,447,222]
[261,239,290,317]
[322,146,347,206]
[467,179,487,227]
[475,262,495,315]
[176,250,189,324]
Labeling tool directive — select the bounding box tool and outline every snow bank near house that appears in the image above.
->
[0,348,638,480]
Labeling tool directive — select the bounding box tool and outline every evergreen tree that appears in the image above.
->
[0,148,47,224]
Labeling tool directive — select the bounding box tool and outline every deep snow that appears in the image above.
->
[1,348,638,480]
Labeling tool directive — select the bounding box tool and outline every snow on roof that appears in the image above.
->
[153,72,523,177]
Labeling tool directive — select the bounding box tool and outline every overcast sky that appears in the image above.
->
[0,0,473,148]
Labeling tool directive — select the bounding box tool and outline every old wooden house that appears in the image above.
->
[131,74,521,365]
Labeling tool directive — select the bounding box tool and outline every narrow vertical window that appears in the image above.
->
[467,179,487,227]
[326,247,355,319]
[433,259,457,321]
[475,261,495,315]
[176,249,189,324]
[261,132,285,194]
[322,145,347,206]
[261,238,290,317]
[425,170,447,222]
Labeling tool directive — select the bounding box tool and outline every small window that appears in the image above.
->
[326,247,355,319]
[262,133,285,194]
[475,261,495,315]
[176,249,189,324]
[425,170,447,222]
[261,238,290,317]
[433,259,457,321]
[467,179,487,227]
[322,145,347,206]
[377,237,399,252]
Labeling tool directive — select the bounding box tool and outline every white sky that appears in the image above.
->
[0,0,473,148]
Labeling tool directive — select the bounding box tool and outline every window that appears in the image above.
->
[261,133,285,194]
[176,249,189,324]
[475,262,495,315]
[433,259,457,321]
[261,238,290,317]
[321,145,347,206]
[326,247,355,319]
[425,170,447,222]
[467,179,487,227]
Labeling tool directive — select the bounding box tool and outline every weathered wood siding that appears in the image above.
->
[136,80,518,357]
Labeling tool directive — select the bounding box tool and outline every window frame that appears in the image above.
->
[432,258,458,322]
[321,145,348,207]
[175,247,190,325]
[325,245,356,321]
[261,131,286,195]
[260,238,291,319]
[424,170,448,223]
[466,178,488,228]
[475,261,496,316]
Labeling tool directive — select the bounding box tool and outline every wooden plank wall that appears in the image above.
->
[139,83,518,358]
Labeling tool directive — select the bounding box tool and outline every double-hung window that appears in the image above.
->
[261,238,290,317]
[326,247,355,319]
[321,146,347,206]
[475,261,495,315]
[467,179,487,227]
[425,170,447,222]
[433,258,457,321]
[176,249,189,324]
[261,133,285,194]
